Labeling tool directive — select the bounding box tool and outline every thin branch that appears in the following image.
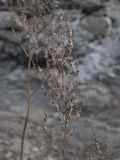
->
[20,51,32,160]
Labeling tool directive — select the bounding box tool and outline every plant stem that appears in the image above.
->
[20,53,32,160]
[62,115,68,160]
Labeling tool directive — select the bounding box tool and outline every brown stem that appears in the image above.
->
[20,52,32,160]
[62,114,68,160]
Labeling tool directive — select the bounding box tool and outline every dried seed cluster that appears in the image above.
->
[17,0,81,119]
[43,11,81,118]
[15,1,110,159]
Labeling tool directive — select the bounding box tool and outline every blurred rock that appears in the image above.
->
[80,16,111,39]
[0,30,24,44]
[0,0,17,6]
[0,12,23,30]
[0,10,46,66]
[0,154,4,160]
[0,11,26,64]
[60,0,105,14]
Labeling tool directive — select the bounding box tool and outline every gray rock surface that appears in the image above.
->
[0,10,28,65]
[0,9,46,66]
[0,11,23,30]
[81,16,111,38]
[60,0,105,11]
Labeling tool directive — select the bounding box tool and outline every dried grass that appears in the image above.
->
[10,0,110,160]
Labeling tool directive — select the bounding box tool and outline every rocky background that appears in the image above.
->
[0,0,120,159]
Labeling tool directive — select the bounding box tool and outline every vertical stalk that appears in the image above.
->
[20,52,32,160]
[62,114,68,160]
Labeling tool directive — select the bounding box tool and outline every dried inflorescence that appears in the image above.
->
[17,0,81,118]
[16,0,81,159]
[39,7,81,152]
[12,1,55,49]
[87,136,109,160]
[44,12,80,118]
[12,1,111,160]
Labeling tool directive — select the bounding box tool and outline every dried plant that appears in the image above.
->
[87,133,110,160]
[14,1,81,159]
[10,1,110,160]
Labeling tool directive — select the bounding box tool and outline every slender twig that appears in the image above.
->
[62,114,68,160]
[20,51,32,160]
[9,3,33,160]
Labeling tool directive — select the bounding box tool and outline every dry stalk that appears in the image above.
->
[87,130,110,160]
[10,1,81,159]
[8,2,33,160]
[20,50,32,160]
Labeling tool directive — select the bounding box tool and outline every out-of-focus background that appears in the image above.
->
[0,0,120,159]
